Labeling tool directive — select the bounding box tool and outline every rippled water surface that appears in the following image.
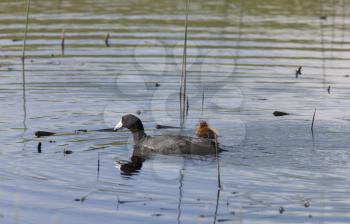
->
[1,0,350,223]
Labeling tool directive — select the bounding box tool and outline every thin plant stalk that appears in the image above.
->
[61,29,65,56]
[215,134,221,189]
[22,0,31,63]
[233,0,244,74]
[179,0,189,128]
[22,0,31,131]
[177,166,185,224]
[319,0,326,85]
[341,0,346,50]
[311,109,317,134]
[201,87,204,118]
[97,152,100,175]
[213,188,221,224]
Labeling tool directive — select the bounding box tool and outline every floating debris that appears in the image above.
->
[344,75,349,77]
[95,128,115,132]
[155,82,160,87]
[304,199,310,208]
[75,129,87,134]
[37,142,42,153]
[49,140,55,143]
[295,66,302,78]
[35,131,55,137]
[136,110,142,115]
[273,111,289,116]
[279,206,285,214]
[155,124,179,129]
[151,213,163,217]
[64,147,73,155]
[320,15,327,20]
[327,85,331,94]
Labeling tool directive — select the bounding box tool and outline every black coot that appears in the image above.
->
[114,114,220,155]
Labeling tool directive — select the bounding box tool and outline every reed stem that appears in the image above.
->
[61,29,65,56]
[179,0,189,128]
[22,0,31,63]
[215,134,221,189]
[311,109,316,133]
[22,0,30,131]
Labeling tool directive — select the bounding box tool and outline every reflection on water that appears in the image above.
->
[1,0,350,223]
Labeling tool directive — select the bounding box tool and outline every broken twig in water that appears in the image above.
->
[35,128,116,137]
[37,142,42,153]
[273,111,289,117]
[155,124,180,129]
[295,66,302,78]
[105,32,110,47]
[35,131,55,137]
[311,109,316,133]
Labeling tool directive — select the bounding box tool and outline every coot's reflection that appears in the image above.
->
[116,146,148,176]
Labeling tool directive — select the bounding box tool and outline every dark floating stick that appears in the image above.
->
[94,128,115,132]
[320,15,327,20]
[273,111,289,117]
[35,131,55,137]
[35,128,115,137]
[311,109,316,133]
[155,124,180,129]
[327,85,331,94]
[295,66,302,78]
[105,32,110,47]
[64,148,73,155]
[37,142,42,153]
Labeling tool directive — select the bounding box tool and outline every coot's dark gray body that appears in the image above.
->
[137,135,218,155]
[115,114,219,155]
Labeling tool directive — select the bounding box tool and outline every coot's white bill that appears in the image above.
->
[114,119,123,131]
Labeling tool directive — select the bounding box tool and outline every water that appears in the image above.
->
[1,0,350,223]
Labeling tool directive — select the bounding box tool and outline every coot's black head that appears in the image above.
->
[114,114,144,133]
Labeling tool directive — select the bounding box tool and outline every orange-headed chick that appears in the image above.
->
[196,120,218,140]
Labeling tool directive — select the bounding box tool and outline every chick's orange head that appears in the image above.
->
[199,120,208,128]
